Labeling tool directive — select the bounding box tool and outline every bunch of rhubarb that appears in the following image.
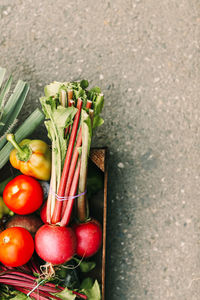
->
[35,80,104,266]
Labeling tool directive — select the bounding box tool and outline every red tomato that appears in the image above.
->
[0,227,34,267]
[3,175,43,215]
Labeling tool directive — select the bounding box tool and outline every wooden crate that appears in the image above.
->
[0,148,108,299]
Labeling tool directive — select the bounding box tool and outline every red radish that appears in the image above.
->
[35,224,76,265]
[73,219,102,258]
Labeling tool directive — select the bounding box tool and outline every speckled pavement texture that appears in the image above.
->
[1,0,200,299]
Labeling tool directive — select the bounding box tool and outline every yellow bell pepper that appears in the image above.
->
[7,134,51,181]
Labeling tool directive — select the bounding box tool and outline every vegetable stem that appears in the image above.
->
[59,89,66,107]
[67,90,73,103]
[51,98,83,224]
[7,133,30,161]
[61,99,92,223]
[46,133,57,222]
[77,109,92,222]
[61,127,82,216]
[60,158,81,226]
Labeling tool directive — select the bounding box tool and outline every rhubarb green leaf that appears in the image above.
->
[93,93,104,116]
[88,87,101,100]
[93,115,104,129]
[54,288,76,300]
[11,292,30,299]
[41,96,77,167]
[80,277,93,290]
[44,81,63,97]
[81,280,101,300]
[80,79,89,89]
[73,257,96,273]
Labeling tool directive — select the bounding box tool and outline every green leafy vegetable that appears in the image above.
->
[73,257,96,273]
[41,79,104,225]
[81,279,101,300]
[0,75,12,117]
[54,288,76,300]
[41,96,77,166]
[11,292,29,300]
[0,67,6,88]
[44,81,63,97]
[40,96,77,192]
[0,81,29,149]
[80,80,89,89]
[80,277,94,290]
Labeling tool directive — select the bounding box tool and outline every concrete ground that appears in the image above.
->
[1,0,200,299]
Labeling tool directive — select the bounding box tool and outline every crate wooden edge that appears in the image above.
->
[90,148,107,300]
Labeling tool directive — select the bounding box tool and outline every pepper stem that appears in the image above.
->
[7,134,31,161]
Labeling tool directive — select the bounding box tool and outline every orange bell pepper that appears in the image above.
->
[7,134,51,181]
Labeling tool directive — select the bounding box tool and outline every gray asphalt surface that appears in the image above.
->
[1,0,200,299]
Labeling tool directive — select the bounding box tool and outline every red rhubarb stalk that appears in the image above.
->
[60,159,81,226]
[61,127,82,215]
[67,90,73,104]
[69,100,75,106]
[0,273,34,282]
[0,279,60,293]
[65,99,75,136]
[0,271,36,281]
[61,100,92,216]
[72,291,88,299]
[51,98,83,224]
[86,100,92,109]
[60,99,92,223]
[29,257,41,275]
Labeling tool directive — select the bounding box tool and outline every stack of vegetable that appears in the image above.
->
[0,73,104,299]
[36,80,104,265]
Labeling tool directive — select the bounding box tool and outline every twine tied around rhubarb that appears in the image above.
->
[49,188,87,201]
[27,279,46,297]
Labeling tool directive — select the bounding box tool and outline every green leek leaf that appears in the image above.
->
[0,68,6,89]
[0,75,12,113]
[0,83,29,149]
[0,80,27,126]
